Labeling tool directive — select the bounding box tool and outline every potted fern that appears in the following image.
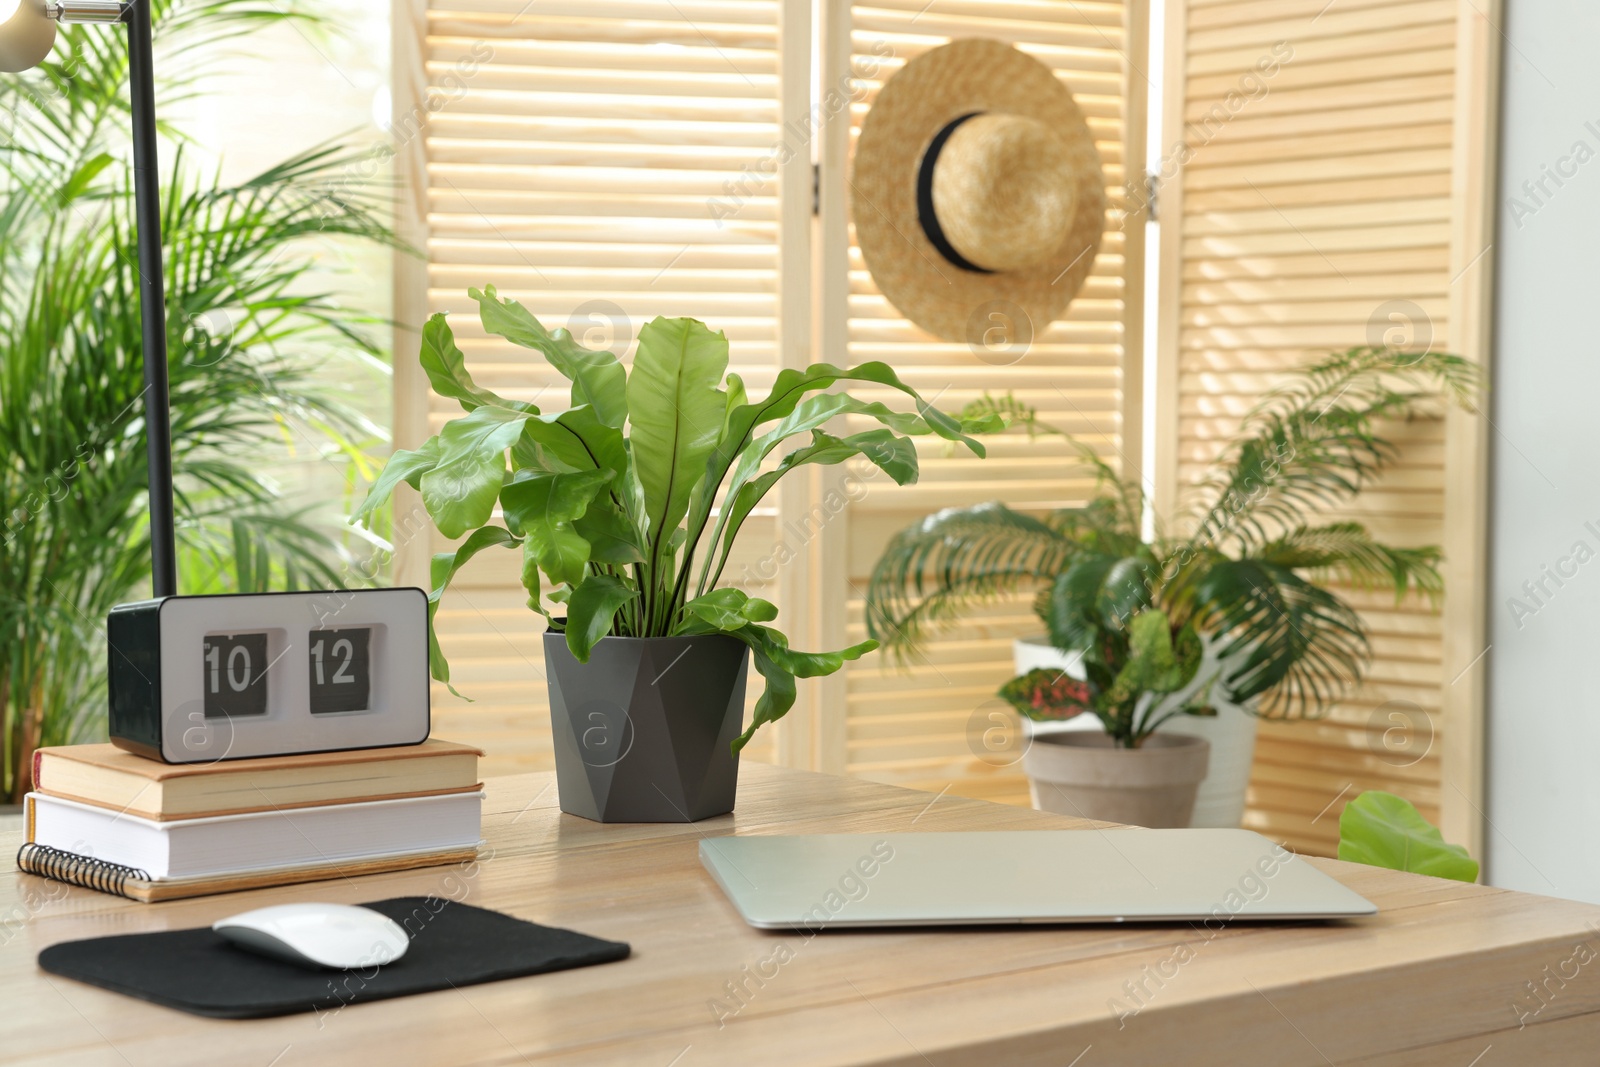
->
[866,348,1477,828]
[358,287,990,822]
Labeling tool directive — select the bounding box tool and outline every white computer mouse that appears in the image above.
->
[213,903,410,970]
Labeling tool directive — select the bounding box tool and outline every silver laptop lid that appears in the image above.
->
[700,830,1376,929]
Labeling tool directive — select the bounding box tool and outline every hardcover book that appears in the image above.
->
[31,739,482,820]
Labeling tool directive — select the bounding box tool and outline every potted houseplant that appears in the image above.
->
[866,348,1478,828]
[357,286,990,822]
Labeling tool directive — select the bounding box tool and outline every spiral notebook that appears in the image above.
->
[15,842,481,903]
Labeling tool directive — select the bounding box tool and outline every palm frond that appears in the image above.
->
[182,506,358,593]
[1194,560,1369,719]
[1184,347,1480,553]
[1256,522,1443,606]
[865,502,1079,658]
[962,392,1146,534]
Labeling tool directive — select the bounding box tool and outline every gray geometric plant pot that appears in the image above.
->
[542,631,749,823]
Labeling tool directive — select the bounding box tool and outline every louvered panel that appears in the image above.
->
[1181,201,1454,239]
[1187,50,1456,101]
[1186,0,1395,31]
[1184,274,1448,305]
[835,0,1142,805]
[1189,98,1455,143]
[1184,149,1454,191]
[844,596,1041,807]
[1180,297,1452,324]
[1164,0,1460,855]
[1189,0,1454,48]
[1180,247,1453,278]
[418,0,787,772]
[1186,75,1455,125]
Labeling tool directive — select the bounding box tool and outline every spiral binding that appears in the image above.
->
[15,843,152,899]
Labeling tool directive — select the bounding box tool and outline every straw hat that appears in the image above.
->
[852,38,1106,348]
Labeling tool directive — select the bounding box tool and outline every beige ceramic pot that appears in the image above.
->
[1022,732,1211,828]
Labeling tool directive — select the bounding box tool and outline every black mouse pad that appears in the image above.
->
[37,897,631,1019]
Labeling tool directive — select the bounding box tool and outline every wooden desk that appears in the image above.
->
[4,763,1599,1065]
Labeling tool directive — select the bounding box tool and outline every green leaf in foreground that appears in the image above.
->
[428,527,522,695]
[627,317,728,564]
[678,588,781,631]
[419,405,529,538]
[566,574,640,662]
[355,436,441,525]
[420,312,525,414]
[473,285,628,428]
[500,469,610,587]
[1337,790,1479,882]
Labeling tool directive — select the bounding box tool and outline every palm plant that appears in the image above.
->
[0,0,395,797]
[866,348,1479,748]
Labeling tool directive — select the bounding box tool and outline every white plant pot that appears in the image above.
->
[1010,635,1259,829]
[1162,704,1258,829]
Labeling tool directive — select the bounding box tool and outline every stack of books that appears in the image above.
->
[17,740,484,902]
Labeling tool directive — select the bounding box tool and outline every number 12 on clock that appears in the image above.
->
[308,627,372,714]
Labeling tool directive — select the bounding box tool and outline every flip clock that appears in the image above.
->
[107,588,430,763]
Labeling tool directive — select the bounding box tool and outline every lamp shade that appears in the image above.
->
[0,0,56,73]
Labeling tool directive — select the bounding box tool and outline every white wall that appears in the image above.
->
[1487,0,1600,903]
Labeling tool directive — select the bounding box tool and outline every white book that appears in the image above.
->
[24,790,483,880]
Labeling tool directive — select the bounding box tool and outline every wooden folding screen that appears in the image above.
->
[1155,0,1497,854]
[392,0,1494,854]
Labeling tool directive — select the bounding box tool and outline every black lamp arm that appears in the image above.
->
[120,0,178,599]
